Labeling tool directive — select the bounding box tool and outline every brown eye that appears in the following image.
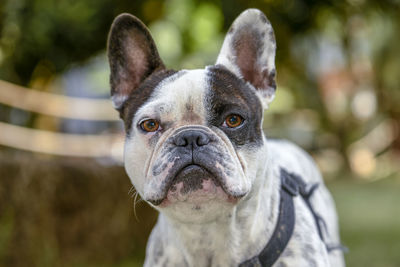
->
[140,119,160,132]
[224,114,244,128]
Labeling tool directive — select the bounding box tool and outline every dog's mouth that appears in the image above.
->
[155,164,240,207]
[172,164,220,192]
[144,128,250,206]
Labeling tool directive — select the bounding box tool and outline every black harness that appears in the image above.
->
[239,168,346,267]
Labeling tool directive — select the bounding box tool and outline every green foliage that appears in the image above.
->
[0,0,144,84]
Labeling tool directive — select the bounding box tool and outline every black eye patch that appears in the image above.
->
[205,65,264,147]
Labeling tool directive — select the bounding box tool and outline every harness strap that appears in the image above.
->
[238,168,345,267]
[239,168,298,267]
[284,169,348,253]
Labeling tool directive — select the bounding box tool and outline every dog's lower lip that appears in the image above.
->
[171,164,218,189]
[147,165,211,206]
[153,164,224,205]
[149,164,244,206]
[175,164,210,178]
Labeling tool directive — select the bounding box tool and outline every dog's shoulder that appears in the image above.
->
[267,138,322,184]
[268,139,345,267]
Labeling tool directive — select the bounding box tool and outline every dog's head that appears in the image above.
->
[107,9,276,222]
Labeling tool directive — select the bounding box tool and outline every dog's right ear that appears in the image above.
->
[107,14,165,111]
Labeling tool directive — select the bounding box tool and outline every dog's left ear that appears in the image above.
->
[216,9,276,108]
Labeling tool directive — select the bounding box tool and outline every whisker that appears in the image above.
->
[133,190,141,221]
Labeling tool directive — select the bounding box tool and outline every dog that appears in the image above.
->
[107,8,345,267]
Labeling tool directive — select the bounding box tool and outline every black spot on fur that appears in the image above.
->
[259,12,269,24]
[308,259,318,267]
[206,65,264,147]
[207,256,213,267]
[269,29,276,43]
[303,243,316,255]
[162,259,169,267]
[302,243,317,266]
[282,248,294,257]
[186,102,193,112]
[182,101,202,123]
[268,69,277,91]
[152,238,164,264]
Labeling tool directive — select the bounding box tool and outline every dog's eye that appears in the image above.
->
[223,114,244,128]
[140,119,160,132]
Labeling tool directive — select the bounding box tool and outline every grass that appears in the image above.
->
[328,174,400,267]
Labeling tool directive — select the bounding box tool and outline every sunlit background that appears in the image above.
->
[0,0,399,266]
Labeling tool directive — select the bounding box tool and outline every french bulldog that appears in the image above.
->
[107,8,345,267]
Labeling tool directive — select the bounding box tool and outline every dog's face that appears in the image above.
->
[107,9,276,223]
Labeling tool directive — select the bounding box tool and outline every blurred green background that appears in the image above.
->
[0,0,399,266]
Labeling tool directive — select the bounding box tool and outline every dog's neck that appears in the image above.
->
[157,143,281,266]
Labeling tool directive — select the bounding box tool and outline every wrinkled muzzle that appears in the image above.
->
[142,126,251,205]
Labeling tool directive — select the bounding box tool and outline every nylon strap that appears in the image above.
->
[239,168,298,267]
[238,168,346,267]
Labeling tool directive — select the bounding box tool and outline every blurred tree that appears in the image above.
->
[0,0,159,85]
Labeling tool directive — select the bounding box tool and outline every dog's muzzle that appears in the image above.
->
[143,127,248,206]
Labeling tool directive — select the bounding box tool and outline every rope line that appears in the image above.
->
[0,80,119,121]
[0,121,124,159]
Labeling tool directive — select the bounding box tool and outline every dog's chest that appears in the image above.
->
[147,218,242,267]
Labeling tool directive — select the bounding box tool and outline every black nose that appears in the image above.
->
[174,130,210,147]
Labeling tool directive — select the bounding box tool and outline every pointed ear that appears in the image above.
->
[216,9,276,108]
[107,13,164,110]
